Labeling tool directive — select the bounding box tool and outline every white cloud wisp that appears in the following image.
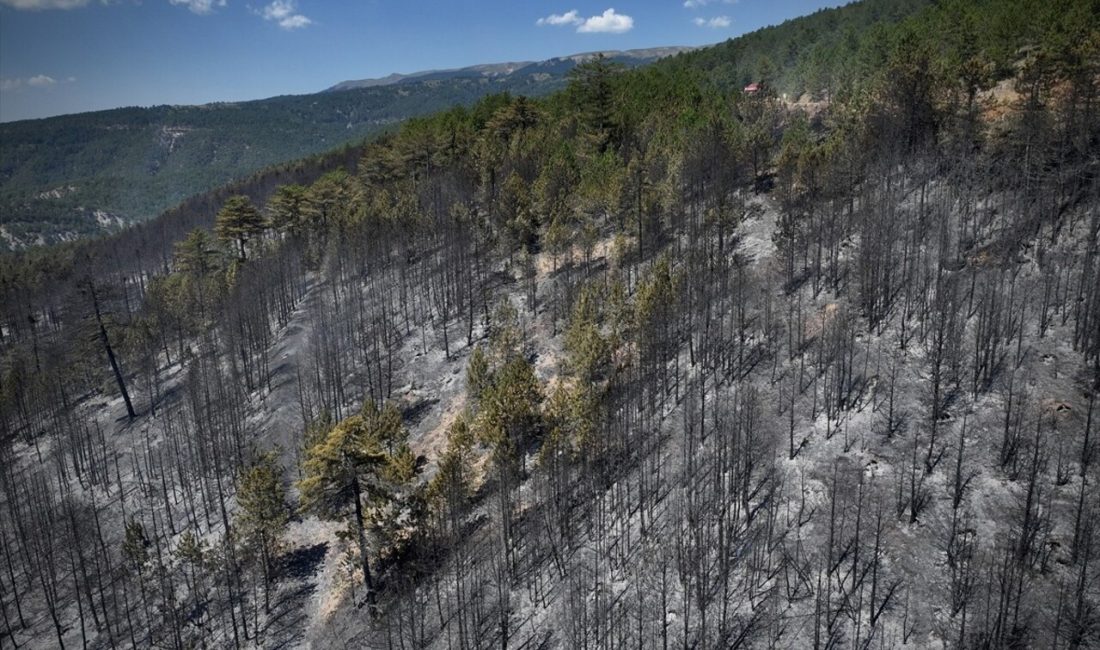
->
[261,0,312,29]
[693,15,731,28]
[536,10,581,27]
[1,74,75,92]
[537,7,633,34]
[0,0,89,10]
[168,0,226,15]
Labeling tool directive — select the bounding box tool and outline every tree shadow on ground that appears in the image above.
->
[403,397,439,426]
[263,542,328,649]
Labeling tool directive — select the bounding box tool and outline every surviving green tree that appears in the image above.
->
[214,195,266,260]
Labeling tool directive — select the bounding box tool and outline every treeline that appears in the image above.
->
[0,0,1098,647]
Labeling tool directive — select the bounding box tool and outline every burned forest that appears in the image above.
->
[0,0,1098,648]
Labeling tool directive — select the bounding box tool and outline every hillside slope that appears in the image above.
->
[0,0,1097,648]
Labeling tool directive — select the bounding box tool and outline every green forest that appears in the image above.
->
[0,0,1098,647]
[0,76,565,247]
[0,50,682,250]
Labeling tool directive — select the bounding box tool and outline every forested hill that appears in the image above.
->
[0,0,938,324]
[325,47,697,92]
[0,0,945,254]
[0,48,686,252]
[1,0,1098,648]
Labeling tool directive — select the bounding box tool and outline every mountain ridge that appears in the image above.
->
[325,46,699,92]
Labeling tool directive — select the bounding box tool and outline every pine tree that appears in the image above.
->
[214,195,266,260]
[175,530,208,606]
[121,518,150,571]
[563,285,611,384]
[297,402,419,611]
[236,452,289,613]
[501,171,537,253]
[466,345,491,402]
[568,53,623,152]
[476,354,543,471]
[430,415,475,520]
[174,228,221,277]
[266,184,311,236]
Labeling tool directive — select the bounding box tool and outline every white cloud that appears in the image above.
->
[684,0,737,8]
[536,9,581,27]
[169,0,226,15]
[0,0,89,9]
[261,0,311,29]
[276,13,310,28]
[693,15,730,28]
[1,74,75,92]
[538,8,633,34]
[577,8,633,33]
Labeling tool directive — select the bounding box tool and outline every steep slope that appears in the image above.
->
[0,0,1096,648]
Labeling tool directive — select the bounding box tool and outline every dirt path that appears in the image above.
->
[242,277,347,649]
[738,195,778,263]
[251,277,321,475]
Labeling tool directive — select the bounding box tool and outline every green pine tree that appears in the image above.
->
[214,195,266,260]
[236,452,289,613]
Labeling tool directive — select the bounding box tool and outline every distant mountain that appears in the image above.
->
[325,47,697,92]
[0,46,694,251]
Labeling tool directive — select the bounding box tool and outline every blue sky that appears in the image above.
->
[0,0,844,122]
